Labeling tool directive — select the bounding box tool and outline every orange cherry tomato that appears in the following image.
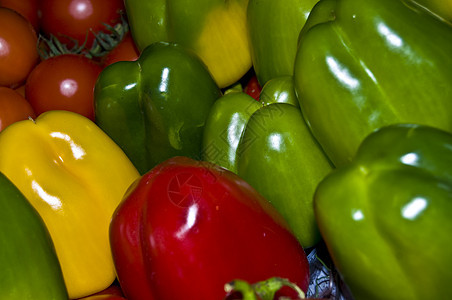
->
[0,86,35,132]
[14,84,26,98]
[0,7,39,88]
[0,0,40,30]
[25,54,103,121]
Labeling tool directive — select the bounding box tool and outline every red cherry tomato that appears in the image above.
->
[102,33,140,67]
[0,0,40,30]
[40,0,125,48]
[25,54,102,121]
[0,7,39,88]
[244,75,262,101]
[0,87,35,132]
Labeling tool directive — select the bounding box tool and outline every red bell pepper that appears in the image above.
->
[110,156,309,300]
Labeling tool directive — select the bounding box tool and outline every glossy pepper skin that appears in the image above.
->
[247,0,319,86]
[203,80,300,175]
[294,0,452,167]
[95,41,222,175]
[259,76,300,107]
[0,172,68,299]
[0,111,140,299]
[237,103,333,248]
[124,0,251,88]
[202,91,262,173]
[314,124,452,300]
[203,91,333,248]
[110,156,310,300]
[415,0,452,22]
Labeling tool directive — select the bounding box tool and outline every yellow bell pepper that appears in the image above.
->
[124,0,252,88]
[0,111,140,299]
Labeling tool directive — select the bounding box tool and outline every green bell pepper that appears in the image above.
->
[203,90,333,248]
[314,123,452,300]
[247,0,319,86]
[124,0,251,88]
[259,76,300,107]
[0,172,68,299]
[94,42,222,175]
[294,0,452,167]
[414,0,452,22]
[203,76,300,172]
[202,91,262,173]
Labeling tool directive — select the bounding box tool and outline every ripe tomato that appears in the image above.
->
[0,7,39,88]
[0,0,40,30]
[25,54,103,121]
[40,0,125,49]
[0,87,35,132]
[244,75,262,101]
[101,33,140,67]
[14,84,26,98]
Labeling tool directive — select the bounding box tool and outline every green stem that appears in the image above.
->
[224,277,306,300]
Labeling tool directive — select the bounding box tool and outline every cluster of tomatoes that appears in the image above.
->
[0,0,140,130]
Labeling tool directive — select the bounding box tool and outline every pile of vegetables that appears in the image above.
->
[1,0,451,299]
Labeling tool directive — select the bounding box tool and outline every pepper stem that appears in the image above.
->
[224,277,306,300]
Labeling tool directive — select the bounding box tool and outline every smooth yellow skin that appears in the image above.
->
[0,111,140,299]
[196,0,252,88]
[125,0,251,89]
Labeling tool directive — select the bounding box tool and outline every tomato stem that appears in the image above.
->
[36,10,129,60]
